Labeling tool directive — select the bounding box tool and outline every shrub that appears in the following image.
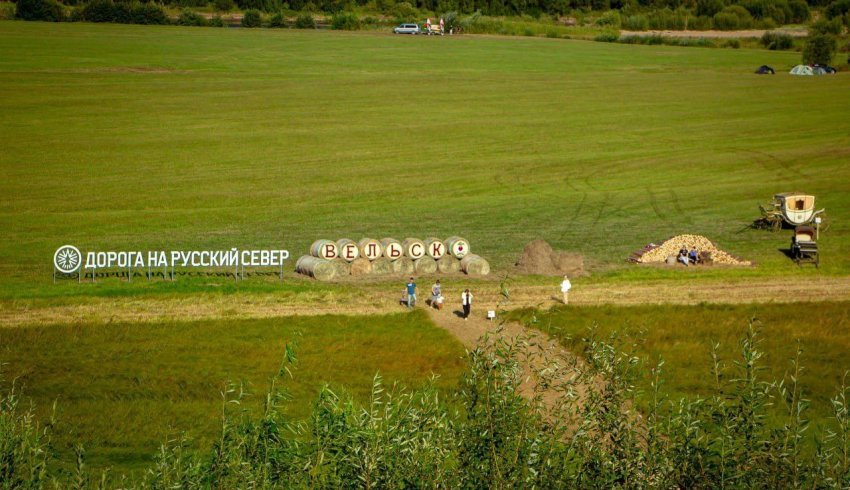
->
[622,14,648,30]
[294,11,314,27]
[0,2,15,19]
[330,11,360,29]
[209,14,226,26]
[241,8,261,26]
[15,0,64,21]
[594,10,620,27]
[214,0,236,11]
[724,38,741,48]
[130,3,168,24]
[803,33,838,65]
[688,15,713,30]
[825,0,850,19]
[761,31,793,50]
[594,31,619,42]
[391,0,416,21]
[695,0,723,17]
[713,6,753,30]
[788,0,810,23]
[268,11,285,26]
[811,17,843,35]
[177,8,207,25]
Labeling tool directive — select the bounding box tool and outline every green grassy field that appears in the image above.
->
[0,311,466,472]
[522,301,850,425]
[1,21,849,303]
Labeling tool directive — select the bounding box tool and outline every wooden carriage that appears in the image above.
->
[790,225,819,267]
[758,193,825,231]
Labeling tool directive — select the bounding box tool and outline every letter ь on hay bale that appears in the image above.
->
[413,257,438,274]
[371,257,393,275]
[424,237,446,259]
[296,255,336,281]
[350,257,372,276]
[445,236,470,258]
[460,254,490,275]
[358,238,383,261]
[437,255,461,273]
[336,238,360,262]
[392,256,415,275]
[402,238,426,260]
[380,238,403,261]
[310,239,338,260]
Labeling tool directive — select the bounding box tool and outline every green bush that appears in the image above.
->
[803,33,838,65]
[811,17,843,35]
[391,0,416,21]
[622,14,648,30]
[825,0,850,19]
[594,10,620,27]
[209,14,226,26]
[695,0,723,17]
[788,0,810,22]
[177,8,207,25]
[268,11,285,26]
[130,3,168,24]
[713,5,753,30]
[741,0,792,24]
[761,31,793,50]
[0,2,16,19]
[723,38,741,48]
[330,11,360,30]
[214,0,236,11]
[688,15,713,30]
[241,8,262,27]
[647,7,688,30]
[594,31,619,42]
[294,11,314,27]
[15,0,64,21]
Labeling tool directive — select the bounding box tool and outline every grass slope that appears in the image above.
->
[0,22,849,301]
[0,310,466,472]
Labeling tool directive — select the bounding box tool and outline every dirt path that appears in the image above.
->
[619,28,808,39]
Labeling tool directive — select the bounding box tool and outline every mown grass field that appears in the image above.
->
[0,311,466,473]
[523,301,850,425]
[0,21,849,303]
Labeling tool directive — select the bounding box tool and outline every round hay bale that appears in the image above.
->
[437,255,461,273]
[392,256,415,275]
[460,254,490,275]
[380,238,404,261]
[414,258,438,274]
[665,255,676,266]
[357,238,383,261]
[402,238,426,260]
[295,255,336,281]
[336,239,360,262]
[350,257,372,276]
[424,237,446,259]
[310,240,338,260]
[445,236,470,258]
[330,258,350,277]
[371,257,393,275]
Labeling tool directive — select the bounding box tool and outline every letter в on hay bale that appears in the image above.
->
[296,255,337,281]
[358,238,384,261]
[310,240,338,260]
[336,238,360,262]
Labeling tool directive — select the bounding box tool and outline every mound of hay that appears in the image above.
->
[630,234,751,266]
[515,240,585,276]
[349,258,372,276]
[437,255,461,273]
[330,259,350,277]
[413,258,437,274]
[392,256,415,275]
[371,257,393,275]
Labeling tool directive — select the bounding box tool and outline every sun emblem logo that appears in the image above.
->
[54,245,82,274]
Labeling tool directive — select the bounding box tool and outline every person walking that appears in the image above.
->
[461,288,473,320]
[431,280,443,310]
[406,277,417,308]
[560,275,571,305]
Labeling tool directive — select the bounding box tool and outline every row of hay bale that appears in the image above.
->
[296,237,490,281]
[630,234,752,266]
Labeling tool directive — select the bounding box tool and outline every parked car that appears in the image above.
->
[393,23,421,34]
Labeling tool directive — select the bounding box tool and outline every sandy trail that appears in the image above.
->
[619,28,808,39]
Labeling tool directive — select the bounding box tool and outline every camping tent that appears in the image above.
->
[755,65,775,74]
[790,65,814,76]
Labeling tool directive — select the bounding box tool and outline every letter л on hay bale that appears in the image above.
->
[336,238,360,262]
[296,255,337,281]
[413,257,438,274]
[310,239,338,260]
[437,255,461,273]
[402,238,426,260]
[460,254,490,275]
[445,236,470,258]
[380,238,404,261]
[350,257,373,276]
[424,237,446,259]
[358,238,384,261]
[392,256,415,275]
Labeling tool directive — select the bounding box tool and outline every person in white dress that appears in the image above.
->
[560,275,571,305]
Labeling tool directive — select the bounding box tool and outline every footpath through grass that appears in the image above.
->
[521,301,850,427]
[0,310,466,474]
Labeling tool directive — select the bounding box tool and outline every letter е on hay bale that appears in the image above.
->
[336,238,360,262]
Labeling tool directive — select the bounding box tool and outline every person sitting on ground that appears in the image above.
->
[678,247,689,267]
[688,247,699,265]
[431,280,443,310]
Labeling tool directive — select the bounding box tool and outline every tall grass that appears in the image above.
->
[4,318,850,487]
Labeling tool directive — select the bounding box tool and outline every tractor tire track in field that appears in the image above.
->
[737,148,807,180]
[647,187,667,221]
[669,189,692,225]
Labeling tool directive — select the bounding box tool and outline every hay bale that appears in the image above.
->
[392,256,415,275]
[460,254,490,275]
[357,238,383,261]
[515,239,584,276]
[380,238,403,261]
[402,238,426,259]
[371,257,393,275]
[437,255,461,273]
[310,239,338,260]
[336,238,360,262]
[350,257,372,276]
[445,236,470,258]
[295,255,336,281]
[424,237,446,259]
[330,258,350,277]
[413,258,437,274]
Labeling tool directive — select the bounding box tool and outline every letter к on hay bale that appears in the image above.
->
[296,255,337,281]
[424,237,446,259]
[392,256,415,275]
[349,257,373,276]
[402,238,426,260]
[437,255,461,273]
[371,257,393,275]
[330,258,350,277]
[336,238,360,262]
[413,257,438,274]
[460,254,490,275]
[310,239,338,260]
[445,236,470,258]
[358,238,384,261]
[380,238,404,261]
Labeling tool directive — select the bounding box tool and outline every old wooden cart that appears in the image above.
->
[758,193,825,231]
[790,225,819,267]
